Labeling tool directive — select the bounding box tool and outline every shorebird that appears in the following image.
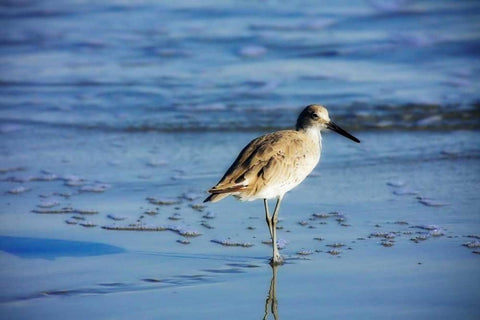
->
[204,104,360,265]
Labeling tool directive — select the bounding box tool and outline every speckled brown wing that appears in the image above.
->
[246,134,308,197]
[205,130,305,201]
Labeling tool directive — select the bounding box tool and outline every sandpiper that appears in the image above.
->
[204,104,360,265]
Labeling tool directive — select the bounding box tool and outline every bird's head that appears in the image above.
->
[296,104,360,143]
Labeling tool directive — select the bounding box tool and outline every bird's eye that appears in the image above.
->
[311,113,319,120]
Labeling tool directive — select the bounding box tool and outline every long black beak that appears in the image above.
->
[326,121,360,143]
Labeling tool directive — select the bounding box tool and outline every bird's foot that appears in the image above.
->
[269,254,284,266]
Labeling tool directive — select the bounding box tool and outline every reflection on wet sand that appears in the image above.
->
[263,265,279,320]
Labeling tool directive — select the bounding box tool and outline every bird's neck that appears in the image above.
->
[299,126,322,148]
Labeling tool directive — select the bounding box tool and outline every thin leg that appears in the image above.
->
[270,196,283,265]
[264,199,273,240]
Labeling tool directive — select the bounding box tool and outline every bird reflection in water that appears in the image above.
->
[263,265,279,320]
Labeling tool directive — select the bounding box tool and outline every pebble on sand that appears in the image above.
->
[37,200,60,208]
[417,197,450,207]
[381,240,395,247]
[80,221,97,228]
[463,240,480,249]
[211,239,254,247]
[107,214,127,221]
[80,184,111,193]
[327,249,341,255]
[297,250,314,256]
[7,186,30,194]
[146,196,180,205]
[386,180,405,187]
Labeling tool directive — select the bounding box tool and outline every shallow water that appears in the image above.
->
[1,0,479,132]
[1,1,480,319]
[1,127,479,319]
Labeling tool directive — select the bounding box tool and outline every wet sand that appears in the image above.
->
[2,0,480,318]
[0,128,479,319]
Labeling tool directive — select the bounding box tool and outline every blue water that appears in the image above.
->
[1,0,479,131]
[1,3,480,319]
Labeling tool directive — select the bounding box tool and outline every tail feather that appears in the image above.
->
[208,184,246,194]
[203,193,229,203]
[204,184,247,203]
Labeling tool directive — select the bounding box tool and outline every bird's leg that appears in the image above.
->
[270,196,283,265]
[264,199,273,240]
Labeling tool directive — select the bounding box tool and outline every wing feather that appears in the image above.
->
[207,130,304,198]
